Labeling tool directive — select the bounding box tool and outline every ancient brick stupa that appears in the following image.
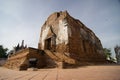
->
[38,11,106,66]
[4,11,107,70]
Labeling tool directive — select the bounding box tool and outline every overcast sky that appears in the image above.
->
[0,0,120,57]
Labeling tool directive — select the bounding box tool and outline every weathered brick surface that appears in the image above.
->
[39,11,107,67]
[4,48,46,70]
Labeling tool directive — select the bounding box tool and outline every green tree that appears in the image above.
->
[0,45,8,58]
[103,48,115,61]
[114,45,120,64]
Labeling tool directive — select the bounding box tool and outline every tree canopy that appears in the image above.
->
[103,48,115,62]
[114,45,120,64]
[0,45,8,58]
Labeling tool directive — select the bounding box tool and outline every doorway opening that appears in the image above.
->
[29,58,38,68]
[45,38,51,50]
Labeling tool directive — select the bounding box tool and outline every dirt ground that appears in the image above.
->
[0,65,120,80]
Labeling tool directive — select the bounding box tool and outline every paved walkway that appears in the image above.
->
[0,65,120,80]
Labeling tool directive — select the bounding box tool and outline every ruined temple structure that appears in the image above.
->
[4,40,47,70]
[4,11,107,70]
[38,11,107,66]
